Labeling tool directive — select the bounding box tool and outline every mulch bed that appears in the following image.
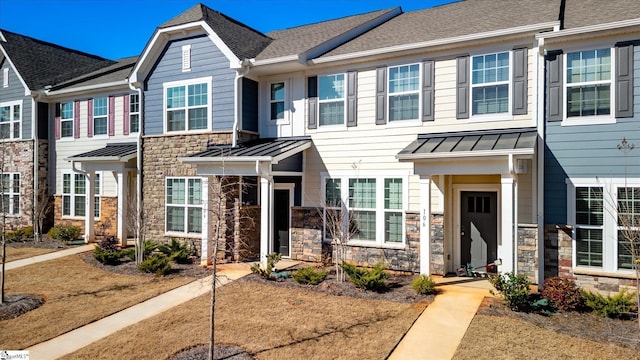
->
[79,252,212,279]
[0,294,46,320]
[478,296,640,350]
[172,344,254,360]
[6,235,72,249]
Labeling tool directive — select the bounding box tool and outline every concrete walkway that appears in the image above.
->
[5,244,95,270]
[388,278,494,360]
[27,262,252,359]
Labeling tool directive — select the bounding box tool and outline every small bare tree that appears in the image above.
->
[33,185,52,243]
[323,200,360,282]
[0,126,9,304]
[125,195,147,265]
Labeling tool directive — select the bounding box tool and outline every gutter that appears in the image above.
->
[129,82,143,248]
[45,80,128,97]
[536,18,640,40]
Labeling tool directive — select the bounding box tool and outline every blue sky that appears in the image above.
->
[0,0,454,59]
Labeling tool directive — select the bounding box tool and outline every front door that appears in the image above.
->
[460,191,497,270]
[273,185,293,257]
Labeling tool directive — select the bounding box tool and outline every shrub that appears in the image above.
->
[142,240,158,257]
[158,238,192,264]
[250,252,282,280]
[581,288,637,319]
[98,236,119,251]
[121,247,136,261]
[139,254,172,275]
[541,276,583,311]
[341,261,389,292]
[411,275,437,295]
[48,224,82,243]
[292,267,328,285]
[6,226,34,241]
[93,247,123,265]
[489,272,532,311]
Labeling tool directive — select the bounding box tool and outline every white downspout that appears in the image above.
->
[232,59,252,147]
[31,93,40,241]
[129,82,143,246]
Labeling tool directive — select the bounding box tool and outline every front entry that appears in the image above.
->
[460,191,497,270]
[273,185,293,257]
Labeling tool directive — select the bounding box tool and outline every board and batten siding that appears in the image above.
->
[544,45,640,225]
[259,75,306,138]
[144,34,235,135]
[0,58,32,139]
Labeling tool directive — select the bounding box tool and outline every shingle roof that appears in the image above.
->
[256,8,400,61]
[320,0,561,58]
[397,128,537,159]
[562,0,640,29]
[0,29,115,90]
[67,143,137,161]
[52,56,138,90]
[183,137,311,162]
[159,3,272,59]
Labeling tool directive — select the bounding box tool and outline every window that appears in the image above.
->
[0,100,21,139]
[129,94,140,133]
[471,52,510,115]
[575,187,603,267]
[388,64,420,121]
[60,102,74,138]
[566,49,611,117]
[62,173,100,218]
[323,176,405,245]
[93,97,108,136]
[166,177,203,234]
[318,74,345,126]
[1,173,19,215]
[164,78,210,132]
[270,82,285,120]
[617,187,640,270]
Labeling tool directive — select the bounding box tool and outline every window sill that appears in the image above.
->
[386,119,423,128]
[561,116,616,126]
[164,231,202,239]
[92,135,109,140]
[346,240,407,250]
[62,216,100,221]
[58,137,75,142]
[164,129,211,136]
[468,114,514,123]
[270,118,290,126]
[313,124,347,133]
[573,267,637,279]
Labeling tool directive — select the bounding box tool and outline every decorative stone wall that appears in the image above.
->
[430,213,445,275]
[517,224,538,283]
[52,195,118,239]
[1,140,36,231]
[544,224,638,295]
[290,207,323,262]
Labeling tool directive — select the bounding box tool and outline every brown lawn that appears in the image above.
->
[4,247,56,261]
[0,255,195,349]
[62,281,427,360]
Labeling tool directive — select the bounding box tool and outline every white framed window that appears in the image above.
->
[182,45,191,72]
[388,64,420,121]
[62,172,100,218]
[60,102,74,138]
[323,174,406,246]
[318,74,345,126]
[129,93,140,133]
[163,77,211,132]
[0,100,21,139]
[93,97,108,136]
[565,48,612,118]
[3,68,8,88]
[1,173,20,215]
[165,177,203,234]
[568,178,640,272]
[270,82,285,121]
[471,51,510,116]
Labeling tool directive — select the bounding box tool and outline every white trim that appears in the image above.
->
[45,80,128,97]
[0,172,21,216]
[0,99,22,140]
[60,101,74,139]
[162,76,213,133]
[164,176,206,236]
[387,63,421,122]
[2,67,8,88]
[268,80,289,125]
[419,176,431,274]
[469,51,512,119]
[536,18,640,40]
[317,73,347,127]
[129,93,140,134]
[0,46,31,95]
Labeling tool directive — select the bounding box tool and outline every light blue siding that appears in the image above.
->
[545,45,640,224]
[0,58,32,139]
[144,34,236,135]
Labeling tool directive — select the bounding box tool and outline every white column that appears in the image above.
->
[85,171,95,243]
[419,176,431,274]
[116,171,128,245]
[500,175,514,273]
[260,176,273,267]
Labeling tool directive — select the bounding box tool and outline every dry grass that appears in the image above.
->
[63,281,427,360]
[0,255,195,349]
[453,314,639,360]
[4,247,56,261]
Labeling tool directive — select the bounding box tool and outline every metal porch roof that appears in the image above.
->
[65,143,137,162]
[180,137,312,164]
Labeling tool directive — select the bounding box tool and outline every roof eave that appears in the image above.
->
[46,80,129,97]
[0,44,32,95]
[536,18,640,41]
[397,148,535,161]
[64,153,137,163]
[179,155,273,164]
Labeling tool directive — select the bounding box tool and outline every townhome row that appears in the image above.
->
[0,0,638,293]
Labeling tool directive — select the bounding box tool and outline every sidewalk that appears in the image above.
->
[5,244,95,270]
[388,278,493,360]
[26,262,252,359]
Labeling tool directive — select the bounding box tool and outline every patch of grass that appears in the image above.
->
[4,247,56,261]
[0,255,195,349]
[62,281,426,360]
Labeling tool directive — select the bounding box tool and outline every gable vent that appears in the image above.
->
[182,45,191,72]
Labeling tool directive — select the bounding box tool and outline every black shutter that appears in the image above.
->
[456,56,469,119]
[615,43,634,118]
[375,67,387,125]
[422,60,435,121]
[546,50,563,122]
[512,48,528,115]
[307,76,318,129]
[347,71,357,127]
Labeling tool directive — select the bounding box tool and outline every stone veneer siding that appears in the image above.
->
[1,140,41,231]
[430,213,445,275]
[52,195,117,239]
[544,224,638,295]
[517,224,538,283]
[290,207,323,262]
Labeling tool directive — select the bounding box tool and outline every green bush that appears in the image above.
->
[581,288,637,319]
[93,247,123,265]
[139,254,172,275]
[411,274,437,295]
[292,267,328,285]
[489,272,532,311]
[142,240,158,257]
[6,226,34,241]
[250,252,282,280]
[541,276,583,311]
[48,224,82,243]
[158,238,192,264]
[121,247,136,261]
[341,261,389,292]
